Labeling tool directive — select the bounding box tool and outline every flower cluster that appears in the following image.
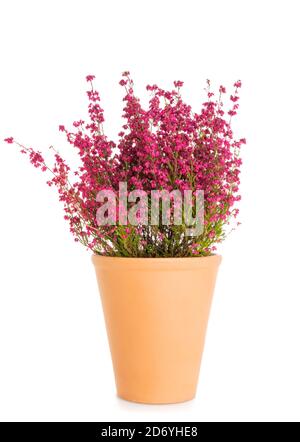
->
[5,73,245,257]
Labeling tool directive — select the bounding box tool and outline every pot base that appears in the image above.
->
[117,394,195,405]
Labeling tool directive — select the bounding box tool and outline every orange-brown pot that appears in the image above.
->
[92,255,221,404]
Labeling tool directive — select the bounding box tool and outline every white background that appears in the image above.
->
[0,0,300,422]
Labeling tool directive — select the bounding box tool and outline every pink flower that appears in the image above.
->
[73,120,84,128]
[174,81,184,88]
[4,137,14,144]
[234,80,242,88]
[146,84,158,91]
[86,75,95,82]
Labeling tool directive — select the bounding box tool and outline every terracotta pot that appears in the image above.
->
[92,255,221,404]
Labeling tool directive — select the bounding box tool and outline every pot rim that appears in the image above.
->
[92,254,222,269]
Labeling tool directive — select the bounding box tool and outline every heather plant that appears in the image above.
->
[5,73,245,257]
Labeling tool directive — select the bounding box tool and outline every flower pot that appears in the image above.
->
[92,254,221,404]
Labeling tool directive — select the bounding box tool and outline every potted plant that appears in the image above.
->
[5,72,245,404]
